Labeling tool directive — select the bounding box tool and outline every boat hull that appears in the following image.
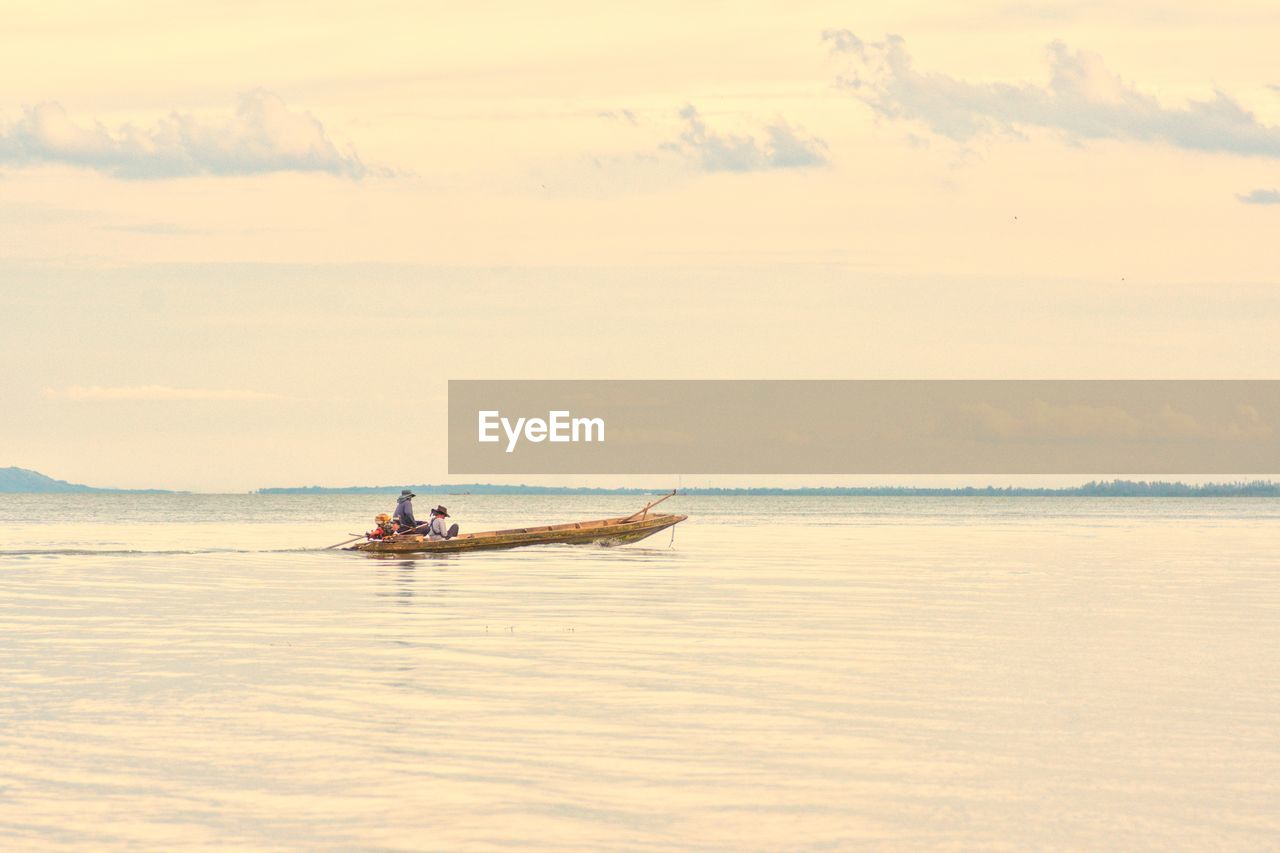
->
[347,512,687,554]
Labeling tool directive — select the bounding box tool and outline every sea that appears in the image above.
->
[1,493,1277,850]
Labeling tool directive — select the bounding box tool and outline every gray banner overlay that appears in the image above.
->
[448,381,1280,474]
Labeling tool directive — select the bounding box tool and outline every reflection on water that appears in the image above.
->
[379,562,416,606]
[0,495,1277,848]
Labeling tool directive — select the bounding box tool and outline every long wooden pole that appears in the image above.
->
[621,489,677,523]
[390,522,429,538]
[328,519,431,549]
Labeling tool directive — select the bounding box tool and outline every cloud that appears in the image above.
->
[662,105,829,173]
[597,109,639,125]
[0,91,368,179]
[98,223,206,235]
[43,385,286,401]
[1238,188,1280,204]
[821,29,864,56]
[828,34,1280,158]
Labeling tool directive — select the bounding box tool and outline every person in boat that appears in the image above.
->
[367,513,398,540]
[426,505,459,540]
[392,490,423,532]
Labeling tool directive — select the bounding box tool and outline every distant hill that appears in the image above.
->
[0,467,173,494]
[0,467,101,493]
[255,480,1280,497]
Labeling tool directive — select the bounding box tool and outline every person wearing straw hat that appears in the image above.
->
[426,505,459,540]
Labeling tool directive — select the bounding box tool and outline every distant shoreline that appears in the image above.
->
[253,480,1280,497]
[5,467,1279,496]
[0,466,179,494]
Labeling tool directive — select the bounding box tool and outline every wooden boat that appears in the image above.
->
[348,511,686,554]
[343,492,686,555]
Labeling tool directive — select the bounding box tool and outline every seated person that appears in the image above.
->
[426,505,459,540]
[368,513,398,540]
[392,490,421,531]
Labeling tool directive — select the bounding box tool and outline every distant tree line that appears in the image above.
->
[254,480,1280,497]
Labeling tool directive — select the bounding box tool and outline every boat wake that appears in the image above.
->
[0,547,338,557]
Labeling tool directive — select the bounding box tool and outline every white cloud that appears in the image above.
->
[827,33,1280,158]
[43,385,287,401]
[0,91,368,179]
[662,105,829,173]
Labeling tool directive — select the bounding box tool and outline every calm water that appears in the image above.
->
[1,494,1277,849]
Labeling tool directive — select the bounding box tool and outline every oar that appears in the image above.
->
[621,489,677,523]
[325,534,368,550]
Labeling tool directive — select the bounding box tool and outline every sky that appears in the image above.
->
[2,0,1279,491]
